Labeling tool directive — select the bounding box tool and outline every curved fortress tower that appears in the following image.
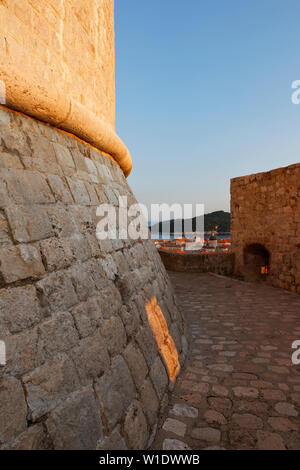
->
[0,0,131,177]
[0,1,187,450]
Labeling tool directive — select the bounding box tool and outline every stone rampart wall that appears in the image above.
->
[158,250,235,276]
[231,163,300,293]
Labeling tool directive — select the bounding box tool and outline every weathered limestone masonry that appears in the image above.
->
[0,0,131,175]
[231,163,300,293]
[0,107,187,450]
[0,1,187,450]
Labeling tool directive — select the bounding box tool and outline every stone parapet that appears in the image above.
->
[158,250,235,276]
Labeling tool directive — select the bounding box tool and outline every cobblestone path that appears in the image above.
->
[151,272,300,450]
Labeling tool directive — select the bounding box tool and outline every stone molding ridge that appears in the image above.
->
[0,63,132,177]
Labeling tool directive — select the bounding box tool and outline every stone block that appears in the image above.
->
[85,182,99,204]
[53,142,75,175]
[163,439,191,450]
[25,135,61,174]
[123,400,148,450]
[85,230,102,257]
[96,281,122,319]
[0,244,45,283]
[170,403,199,418]
[98,164,113,182]
[115,271,139,301]
[181,335,189,357]
[97,237,113,253]
[46,174,74,204]
[66,177,90,205]
[46,386,102,450]
[268,417,298,432]
[150,356,168,400]
[169,322,182,355]
[94,185,109,204]
[37,312,79,361]
[123,342,148,389]
[274,402,298,417]
[233,386,259,399]
[39,237,74,271]
[70,330,110,385]
[123,247,139,270]
[72,205,95,231]
[111,237,124,251]
[99,254,118,280]
[0,212,11,245]
[139,377,160,427]
[5,205,54,242]
[0,285,43,335]
[0,109,10,127]
[94,355,136,431]
[100,316,127,356]
[86,258,107,289]
[67,262,99,302]
[70,147,89,173]
[85,158,98,179]
[2,327,39,377]
[47,205,79,237]
[120,304,140,337]
[112,250,130,275]
[1,125,31,159]
[0,377,27,442]
[204,410,226,425]
[232,413,263,429]
[1,423,52,450]
[162,418,186,437]
[103,186,118,205]
[136,325,159,369]
[36,271,78,313]
[96,425,127,450]
[0,151,23,169]
[133,294,149,324]
[191,427,221,443]
[138,266,153,290]
[71,297,102,338]
[256,430,286,450]
[157,300,172,329]
[68,234,92,262]
[23,354,80,421]
[131,244,149,268]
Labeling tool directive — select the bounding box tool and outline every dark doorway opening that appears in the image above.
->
[243,244,270,281]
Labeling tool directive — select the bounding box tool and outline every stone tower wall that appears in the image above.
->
[0,107,187,449]
[231,163,300,293]
[0,0,131,175]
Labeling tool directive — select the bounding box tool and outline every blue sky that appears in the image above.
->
[115,0,300,214]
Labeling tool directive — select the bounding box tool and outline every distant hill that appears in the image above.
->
[150,210,230,234]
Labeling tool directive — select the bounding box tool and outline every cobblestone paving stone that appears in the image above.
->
[151,272,300,450]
